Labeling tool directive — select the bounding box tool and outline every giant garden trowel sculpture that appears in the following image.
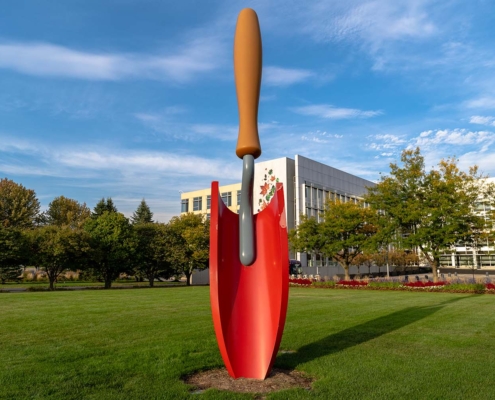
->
[209,8,289,380]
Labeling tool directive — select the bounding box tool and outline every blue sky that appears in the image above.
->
[1,0,495,221]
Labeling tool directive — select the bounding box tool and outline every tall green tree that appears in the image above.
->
[290,201,377,280]
[366,148,493,281]
[131,199,153,224]
[84,212,136,288]
[288,215,324,268]
[166,213,209,286]
[0,178,40,228]
[0,227,28,284]
[320,201,378,280]
[133,223,173,286]
[92,198,117,219]
[27,226,90,290]
[44,196,91,228]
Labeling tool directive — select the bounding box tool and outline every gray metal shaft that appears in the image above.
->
[239,155,255,266]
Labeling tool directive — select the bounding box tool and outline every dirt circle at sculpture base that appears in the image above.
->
[183,367,314,395]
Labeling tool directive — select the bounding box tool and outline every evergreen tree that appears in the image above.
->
[0,178,41,228]
[131,199,153,224]
[92,197,117,219]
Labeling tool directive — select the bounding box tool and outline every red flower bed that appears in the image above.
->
[336,280,368,287]
[486,283,495,290]
[289,278,312,286]
[403,281,447,288]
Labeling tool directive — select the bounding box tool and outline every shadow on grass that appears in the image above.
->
[276,295,473,369]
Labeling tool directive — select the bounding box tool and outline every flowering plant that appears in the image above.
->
[486,283,495,290]
[401,281,447,289]
[289,278,312,286]
[336,280,368,287]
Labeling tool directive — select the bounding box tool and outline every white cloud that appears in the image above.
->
[412,129,495,148]
[469,116,495,127]
[292,104,382,119]
[263,66,314,86]
[464,97,495,110]
[0,38,225,82]
[367,134,406,151]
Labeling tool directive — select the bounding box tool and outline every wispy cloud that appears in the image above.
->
[367,134,406,152]
[0,38,225,82]
[469,116,495,127]
[464,97,495,110]
[263,66,314,86]
[134,111,237,142]
[292,104,382,119]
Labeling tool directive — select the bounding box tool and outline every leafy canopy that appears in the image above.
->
[0,178,40,228]
[365,147,494,280]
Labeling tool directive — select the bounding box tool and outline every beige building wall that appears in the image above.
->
[180,183,242,218]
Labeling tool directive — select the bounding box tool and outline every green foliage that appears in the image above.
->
[133,223,173,286]
[27,226,91,290]
[131,199,154,224]
[290,201,377,280]
[91,197,118,219]
[166,213,209,286]
[0,178,41,228]
[84,212,137,288]
[366,148,494,281]
[0,227,27,284]
[44,195,91,228]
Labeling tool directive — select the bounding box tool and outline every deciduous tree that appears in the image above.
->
[0,227,27,284]
[134,223,173,286]
[290,201,377,280]
[366,148,493,281]
[0,178,40,228]
[166,213,209,286]
[27,226,90,290]
[45,196,91,228]
[320,201,378,280]
[84,212,136,288]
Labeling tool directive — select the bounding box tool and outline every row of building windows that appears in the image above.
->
[182,191,243,212]
[303,184,366,221]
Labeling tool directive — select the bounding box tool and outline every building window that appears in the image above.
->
[206,195,211,210]
[193,196,202,211]
[221,192,232,207]
[237,190,242,205]
[181,199,189,213]
[206,213,211,220]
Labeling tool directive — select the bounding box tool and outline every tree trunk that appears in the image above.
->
[185,271,192,286]
[432,257,440,282]
[149,274,154,287]
[49,277,55,290]
[104,275,112,289]
[343,263,350,280]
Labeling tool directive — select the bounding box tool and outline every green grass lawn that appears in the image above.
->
[0,288,494,399]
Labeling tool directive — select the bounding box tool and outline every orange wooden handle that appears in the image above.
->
[234,8,262,159]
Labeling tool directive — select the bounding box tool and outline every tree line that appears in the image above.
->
[0,185,209,289]
[290,148,495,282]
[2,147,494,286]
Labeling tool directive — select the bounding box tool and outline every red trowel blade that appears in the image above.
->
[209,181,289,379]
